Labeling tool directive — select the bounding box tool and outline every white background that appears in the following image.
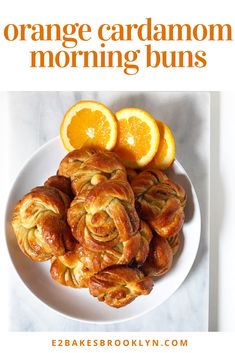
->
[0,0,235,347]
[0,0,235,90]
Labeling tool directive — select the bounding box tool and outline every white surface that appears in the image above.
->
[4,91,209,331]
[5,136,201,323]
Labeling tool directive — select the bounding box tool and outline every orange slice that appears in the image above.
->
[148,120,176,170]
[114,108,160,168]
[60,100,117,151]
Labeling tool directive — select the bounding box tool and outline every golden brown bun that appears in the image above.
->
[67,180,140,252]
[71,242,145,273]
[167,232,181,256]
[58,147,98,178]
[89,265,153,308]
[50,245,93,288]
[142,235,173,277]
[131,169,186,238]
[12,185,75,262]
[58,147,127,196]
[74,244,124,273]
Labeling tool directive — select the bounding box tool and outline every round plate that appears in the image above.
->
[5,137,201,324]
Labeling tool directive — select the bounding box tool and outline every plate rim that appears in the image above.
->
[5,136,201,324]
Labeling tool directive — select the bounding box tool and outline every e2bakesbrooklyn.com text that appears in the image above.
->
[51,338,188,348]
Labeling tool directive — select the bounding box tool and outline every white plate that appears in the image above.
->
[5,137,201,324]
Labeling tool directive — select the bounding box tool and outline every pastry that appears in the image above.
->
[89,265,153,308]
[74,244,128,273]
[58,147,127,196]
[131,168,186,237]
[67,180,140,252]
[12,177,75,261]
[58,147,97,178]
[50,244,95,288]
[142,235,173,277]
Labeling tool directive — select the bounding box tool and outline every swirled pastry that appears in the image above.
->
[142,235,173,277]
[131,169,186,238]
[50,242,143,289]
[89,265,153,308]
[58,147,127,196]
[67,180,140,253]
[58,147,97,176]
[12,179,75,261]
[75,244,129,273]
[71,242,145,274]
[50,245,95,288]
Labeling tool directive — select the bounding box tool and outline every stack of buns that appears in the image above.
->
[12,147,186,308]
